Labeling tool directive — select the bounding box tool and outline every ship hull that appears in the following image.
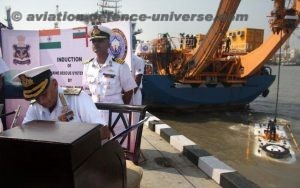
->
[142,74,275,108]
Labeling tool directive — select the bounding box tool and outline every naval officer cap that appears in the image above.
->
[12,64,53,101]
[89,25,112,41]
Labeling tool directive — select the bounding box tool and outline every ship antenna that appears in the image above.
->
[54,5,59,29]
[5,7,13,29]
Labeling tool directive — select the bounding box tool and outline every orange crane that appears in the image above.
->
[240,0,300,77]
[139,0,300,85]
[172,0,300,83]
[183,0,241,79]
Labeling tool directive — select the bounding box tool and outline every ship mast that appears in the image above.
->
[54,5,60,29]
[96,0,142,49]
[5,7,13,30]
[97,0,122,22]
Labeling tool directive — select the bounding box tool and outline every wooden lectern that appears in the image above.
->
[0,121,126,188]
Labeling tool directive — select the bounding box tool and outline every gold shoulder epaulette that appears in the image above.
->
[82,58,94,64]
[63,87,82,95]
[30,99,36,104]
[113,57,125,64]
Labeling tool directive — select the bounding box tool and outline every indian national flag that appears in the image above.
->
[39,29,61,50]
[73,27,88,47]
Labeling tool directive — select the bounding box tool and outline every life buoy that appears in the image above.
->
[261,144,290,159]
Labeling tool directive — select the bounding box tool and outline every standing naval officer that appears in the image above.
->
[0,58,9,132]
[130,54,145,106]
[128,54,145,155]
[0,58,9,99]
[82,25,143,188]
[82,25,137,124]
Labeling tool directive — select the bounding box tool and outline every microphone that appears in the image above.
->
[0,111,16,118]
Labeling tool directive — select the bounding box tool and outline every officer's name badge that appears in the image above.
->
[103,73,115,78]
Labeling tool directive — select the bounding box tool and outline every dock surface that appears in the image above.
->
[140,126,220,188]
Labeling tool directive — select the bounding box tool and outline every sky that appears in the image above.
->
[0,0,299,48]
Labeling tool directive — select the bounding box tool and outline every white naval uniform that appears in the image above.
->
[82,54,137,105]
[1,58,9,132]
[22,87,105,125]
[83,55,137,139]
[129,55,145,153]
[131,54,145,106]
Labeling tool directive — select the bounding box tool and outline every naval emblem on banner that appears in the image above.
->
[13,35,31,65]
[109,28,127,60]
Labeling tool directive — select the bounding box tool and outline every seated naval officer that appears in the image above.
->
[12,64,110,139]
[12,65,143,187]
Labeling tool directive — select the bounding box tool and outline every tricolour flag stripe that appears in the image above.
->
[72,27,88,47]
[39,29,61,49]
[39,29,60,36]
[73,32,87,39]
[39,42,61,49]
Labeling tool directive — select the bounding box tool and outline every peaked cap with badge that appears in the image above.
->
[89,25,112,40]
[12,64,53,101]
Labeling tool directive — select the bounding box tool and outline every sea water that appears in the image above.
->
[151,65,300,188]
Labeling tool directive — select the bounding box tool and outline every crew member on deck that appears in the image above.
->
[12,65,109,139]
[225,36,231,53]
[267,119,277,141]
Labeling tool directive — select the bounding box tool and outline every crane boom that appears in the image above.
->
[184,0,241,78]
[183,0,300,80]
[240,0,300,77]
[139,0,300,85]
[240,22,299,77]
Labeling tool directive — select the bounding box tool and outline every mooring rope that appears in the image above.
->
[274,31,283,120]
